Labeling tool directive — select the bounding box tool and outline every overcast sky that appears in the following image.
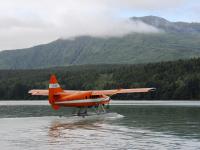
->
[0,0,199,50]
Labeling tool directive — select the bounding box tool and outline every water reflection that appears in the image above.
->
[48,113,123,144]
[49,120,102,138]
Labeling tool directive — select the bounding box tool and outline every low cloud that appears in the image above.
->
[0,0,186,50]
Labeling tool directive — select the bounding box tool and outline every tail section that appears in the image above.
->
[49,74,63,110]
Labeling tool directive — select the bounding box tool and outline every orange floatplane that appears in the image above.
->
[29,75,155,116]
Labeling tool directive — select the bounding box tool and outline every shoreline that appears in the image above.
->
[0,100,200,106]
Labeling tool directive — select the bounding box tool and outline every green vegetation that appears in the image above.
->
[1,58,200,100]
[1,33,200,69]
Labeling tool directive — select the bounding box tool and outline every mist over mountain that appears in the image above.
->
[132,16,200,33]
[1,16,200,69]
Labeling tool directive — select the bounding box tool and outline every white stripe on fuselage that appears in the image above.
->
[49,83,60,88]
[55,97,110,104]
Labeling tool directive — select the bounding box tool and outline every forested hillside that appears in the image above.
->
[1,16,200,69]
[1,58,200,100]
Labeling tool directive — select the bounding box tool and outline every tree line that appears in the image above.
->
[1,58,200,100]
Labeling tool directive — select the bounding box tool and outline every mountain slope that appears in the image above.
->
[1,16,200,69]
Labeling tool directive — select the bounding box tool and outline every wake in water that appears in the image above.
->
[48,112,125,141]
[50,112,124,125]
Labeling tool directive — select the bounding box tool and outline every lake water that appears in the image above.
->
[0,101,200,150]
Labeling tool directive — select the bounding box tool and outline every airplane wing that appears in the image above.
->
[91,88,156,96]
[28,89,80,96]
[29,88,155,96]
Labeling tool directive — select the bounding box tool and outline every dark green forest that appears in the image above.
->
[1,58,200,100]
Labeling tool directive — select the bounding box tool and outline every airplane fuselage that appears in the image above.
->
[53,92,110,107]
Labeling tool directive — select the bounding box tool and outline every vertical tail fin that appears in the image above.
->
[49,74,63,110]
